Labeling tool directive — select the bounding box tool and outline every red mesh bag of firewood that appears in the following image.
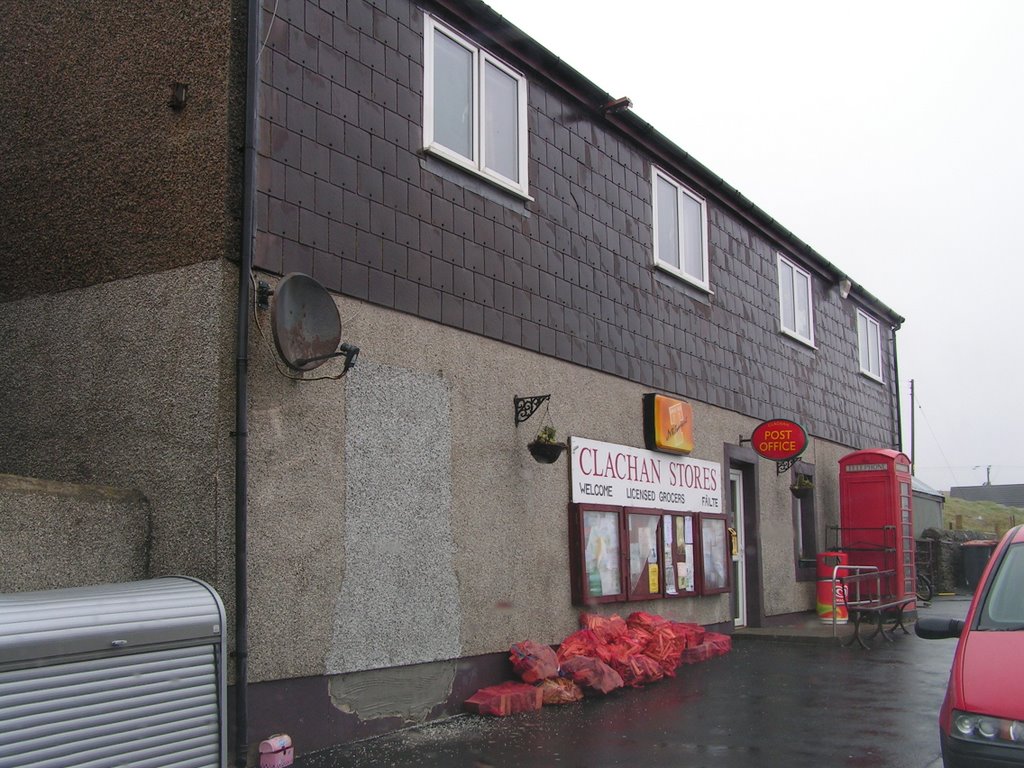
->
[626,611,670,633]
[464,681,543,716]
[579,612,628,642]
[537,677,584,705]
[678,642,712,665]
[601,638,636,667]
[667,621,706,648]
[704,631,732,657]
[603,631,646,666]
[559,656,624,695]
[625,624,653,649]
[509,640,559,684]
[678,633,732,666]
[612,652,666,688]
[641,624,685,676]
[556,629,604,664]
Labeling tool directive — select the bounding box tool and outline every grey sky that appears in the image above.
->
[484,0,1024,491]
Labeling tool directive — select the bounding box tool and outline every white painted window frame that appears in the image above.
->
[651,166,711,291]
[857,308,884,381]
[423,16,529,198]
[777,253,815,347]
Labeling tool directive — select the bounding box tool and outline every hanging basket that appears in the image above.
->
[527,440,568,464]
[790,484,814,499]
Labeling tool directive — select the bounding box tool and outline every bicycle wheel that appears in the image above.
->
[916,574,933,602]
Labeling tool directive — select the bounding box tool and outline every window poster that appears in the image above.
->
[664,514,695,595]
[663,515,677,595]
[677,515,696,592]
[648,561,659,593]
[583,510,621,597]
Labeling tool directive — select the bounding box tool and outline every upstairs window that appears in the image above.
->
[423,16,529,197]
[857,309,883,381]
[777,253,814,345]
[652,167,709,290]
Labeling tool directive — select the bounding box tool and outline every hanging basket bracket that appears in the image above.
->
[514,395,551,426]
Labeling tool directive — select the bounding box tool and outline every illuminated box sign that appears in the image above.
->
[642,394,693,455]
[844,463,888,472]
[570,437,722,513]
[750,419,807,461]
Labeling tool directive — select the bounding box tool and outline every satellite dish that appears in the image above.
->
[270,273,342,371]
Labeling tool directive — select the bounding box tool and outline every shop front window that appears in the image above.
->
[569,504,725,605]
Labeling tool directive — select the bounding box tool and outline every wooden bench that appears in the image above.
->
[842,596,916,649]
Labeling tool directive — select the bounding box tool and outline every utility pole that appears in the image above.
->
[973,465,993,486]
[909,379,915,476]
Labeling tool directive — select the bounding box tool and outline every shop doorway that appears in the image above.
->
[725,443,762,628]
[730,469,747,627]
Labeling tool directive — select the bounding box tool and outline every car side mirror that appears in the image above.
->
[915,618,965,639]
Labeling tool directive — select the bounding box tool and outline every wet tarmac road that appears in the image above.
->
[297,598,969,768]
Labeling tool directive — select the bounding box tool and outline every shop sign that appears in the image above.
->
[570,437,722,514]
[749,419,807,461]
[642,394,693,455]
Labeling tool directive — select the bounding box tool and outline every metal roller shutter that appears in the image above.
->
[0,578,226,768]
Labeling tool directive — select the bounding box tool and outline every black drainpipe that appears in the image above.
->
[235,0,260,764]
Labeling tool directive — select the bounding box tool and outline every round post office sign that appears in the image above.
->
[750,419,807,462]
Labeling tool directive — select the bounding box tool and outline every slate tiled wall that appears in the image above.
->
[252,0,899,450]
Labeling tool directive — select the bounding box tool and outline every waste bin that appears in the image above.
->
[962,540,997,590]
[0,577,226,768]
[816,551,849,624]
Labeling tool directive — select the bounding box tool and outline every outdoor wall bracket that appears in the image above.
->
[776,456,801,475]
[514,395,550,426]
[256,281,273,309]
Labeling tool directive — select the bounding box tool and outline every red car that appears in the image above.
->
[916,524,1024,767]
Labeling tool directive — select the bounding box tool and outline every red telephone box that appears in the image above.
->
[838,449,914,600]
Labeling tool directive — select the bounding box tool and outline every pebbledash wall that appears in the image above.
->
[0,0,906,760]
[242,289,863,751]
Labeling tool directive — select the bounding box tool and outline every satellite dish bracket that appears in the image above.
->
[295,343,360,373]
